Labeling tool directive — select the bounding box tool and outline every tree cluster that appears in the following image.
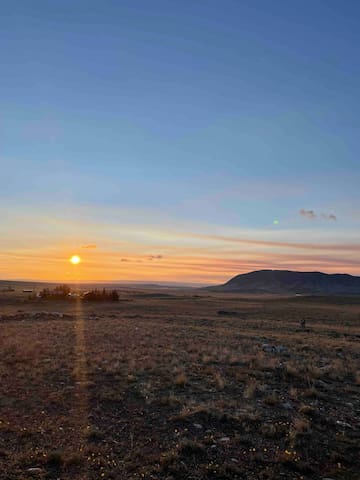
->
[83,288,119,302]
[39,284,71,299]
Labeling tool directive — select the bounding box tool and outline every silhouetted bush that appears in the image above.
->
[36,285,119,302]
[39,284,71,299]
[83,288,119,302]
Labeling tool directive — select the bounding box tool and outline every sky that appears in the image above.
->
[1,0,360,284]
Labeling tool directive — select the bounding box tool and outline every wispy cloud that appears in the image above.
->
[148,254,163,260]
[300,209,316,219]
[186,233,360,252]
[81,244,97,249]
[300,209,337,221]
[321,213,337,221]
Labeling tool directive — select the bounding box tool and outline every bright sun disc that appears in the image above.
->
[70,255,81,265]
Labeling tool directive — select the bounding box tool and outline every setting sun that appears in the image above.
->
[70,255,81,265]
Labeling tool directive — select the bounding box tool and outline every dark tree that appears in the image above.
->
[83,288,119,302]
[110,290,119,301]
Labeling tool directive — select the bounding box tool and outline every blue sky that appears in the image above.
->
[1,1,360,282]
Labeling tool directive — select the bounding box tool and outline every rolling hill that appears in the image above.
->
[207,269,360,294]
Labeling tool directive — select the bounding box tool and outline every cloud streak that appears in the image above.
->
[300,209,337,221]
[321,213,337,221]
[186,233,360,252]
[148,254,163,260]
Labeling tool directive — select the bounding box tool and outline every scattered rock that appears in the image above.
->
[262,344,287,354]
[336,420,353,429]
[193,423,203,429]
[219,437,230,442]
[315,380,329,388]
[27,467,44,475]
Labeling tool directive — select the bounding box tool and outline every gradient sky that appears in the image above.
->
[1,0,360,283]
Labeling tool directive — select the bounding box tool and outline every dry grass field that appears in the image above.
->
[0,287,359,480]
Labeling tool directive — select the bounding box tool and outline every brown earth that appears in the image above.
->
[0,289,359,479]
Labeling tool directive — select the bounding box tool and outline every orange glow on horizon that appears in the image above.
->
[1,245,359,285]
[2,218,360,283]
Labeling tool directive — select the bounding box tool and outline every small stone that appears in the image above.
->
[262,344,287,354]
[193,423,203,429]
[336,420,352,429]
[219,437,230,442]
[27,468,44,475]
[316,380,328,388]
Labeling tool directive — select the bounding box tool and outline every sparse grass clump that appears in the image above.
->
[243,379,257,399]
[298,404,316,416]
[214,371,225,390]
[174,371,187,387]
[290,417,311,440]
[65,453,84,468]
[159,392,181,407]
[289,387,298,399]
[262,393,280,406]
[178,439,205,455]
[302,386,318,398]
[46,450,64,468]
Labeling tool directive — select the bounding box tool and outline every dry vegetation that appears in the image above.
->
[0,287,359,479]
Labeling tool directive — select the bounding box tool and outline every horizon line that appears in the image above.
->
[1,268,360,286]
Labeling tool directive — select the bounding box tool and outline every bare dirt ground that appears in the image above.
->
[0,288,359,479]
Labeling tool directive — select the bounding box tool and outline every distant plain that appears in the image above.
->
[0,283,359,479]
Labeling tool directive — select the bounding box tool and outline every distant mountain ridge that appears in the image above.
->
[207,270,360,294]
